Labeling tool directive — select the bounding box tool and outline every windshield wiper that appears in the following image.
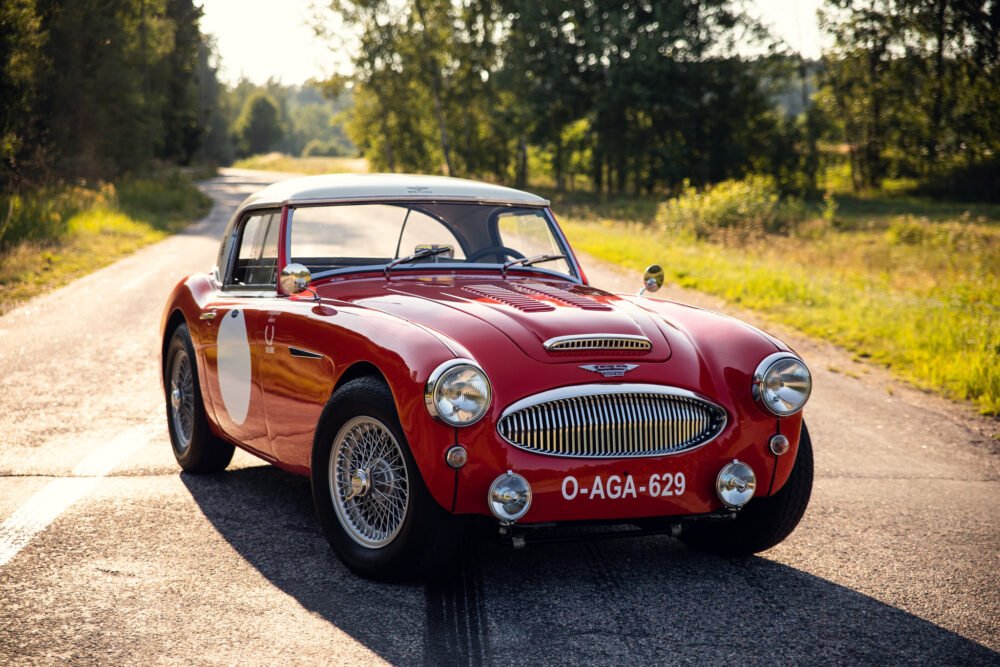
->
[501,253,567,277]
[384,245,453,278]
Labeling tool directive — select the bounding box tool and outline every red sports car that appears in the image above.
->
[161,174,813,580]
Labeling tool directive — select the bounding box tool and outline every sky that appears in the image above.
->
[199,0,826,86]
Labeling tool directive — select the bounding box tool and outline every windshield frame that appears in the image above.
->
[281,199,583,284]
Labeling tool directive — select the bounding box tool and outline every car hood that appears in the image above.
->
[320,275,674,364]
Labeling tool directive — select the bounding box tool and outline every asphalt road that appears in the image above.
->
[1,169,997,666]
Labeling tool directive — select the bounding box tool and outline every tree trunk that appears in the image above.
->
[927,0,947,169]
[554,136,565,192]
[516,134,527,188]
[412,0,453,176]
[799,57,819,195]
[867,46,884,189]
[374,88,396,172]
[592,146,603,194]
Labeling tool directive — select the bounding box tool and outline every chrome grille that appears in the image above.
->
[497,385,727,458]
[544,335,652,352]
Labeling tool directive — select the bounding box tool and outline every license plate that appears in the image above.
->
[561,472,686,501]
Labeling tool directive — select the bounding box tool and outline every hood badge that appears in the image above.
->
[579,363,639,378]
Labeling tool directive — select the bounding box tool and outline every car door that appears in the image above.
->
[200,209,282,458]
[257,298,338,472]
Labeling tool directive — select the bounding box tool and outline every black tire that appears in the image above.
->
[311,376,461,581]
[164,322,235,474]
[681,423,814,557]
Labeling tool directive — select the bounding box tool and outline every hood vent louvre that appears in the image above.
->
[514,283,612,311]
[544,335,652,352]
[464,285,555,312]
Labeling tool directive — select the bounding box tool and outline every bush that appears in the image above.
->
[885,215,998,255]
[117,172,211,228]
[0,183,115,249]
[0,171,210,250]
[302,139,347,158]
[657,176,808,241]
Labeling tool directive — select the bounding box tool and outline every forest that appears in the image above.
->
[1,1,997,199]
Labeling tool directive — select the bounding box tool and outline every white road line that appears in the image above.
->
[0,423,157,568]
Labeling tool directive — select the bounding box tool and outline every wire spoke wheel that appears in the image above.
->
[329,416,410,549]
[169,349,195,453]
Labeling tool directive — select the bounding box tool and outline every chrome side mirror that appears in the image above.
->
[638,264,664,296]
[280,263,312,295]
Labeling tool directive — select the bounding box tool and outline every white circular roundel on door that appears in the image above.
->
[216,308,251,425]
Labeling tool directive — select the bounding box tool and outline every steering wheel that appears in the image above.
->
[465,246,525,262]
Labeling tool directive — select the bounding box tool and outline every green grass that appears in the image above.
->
[558,189,1000,415]
[0,172,211,314]
[232,153,369,175]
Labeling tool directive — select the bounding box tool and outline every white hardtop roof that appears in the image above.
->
[240,173,550,209]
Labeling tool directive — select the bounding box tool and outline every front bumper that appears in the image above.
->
[448,412,802,524]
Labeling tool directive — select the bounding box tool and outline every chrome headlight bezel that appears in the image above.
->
[752,352,812,417]
[424,358,492,427]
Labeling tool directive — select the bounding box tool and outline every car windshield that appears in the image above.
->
[288,202,575,279]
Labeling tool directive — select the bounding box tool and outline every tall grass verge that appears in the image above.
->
[0,172,211,314]
[232,153,369,175]
[557,177,1000,415]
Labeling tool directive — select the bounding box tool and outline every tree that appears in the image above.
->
[193,35,234,165]
[0,0,44,187]
[157,0,204,165]
[819,0,1000,192]
[235,93,284,156]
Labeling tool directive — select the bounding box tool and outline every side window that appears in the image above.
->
[229,212,279,288]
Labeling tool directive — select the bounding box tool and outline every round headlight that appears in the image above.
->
[753,353,812,416]
[425,359,492,426]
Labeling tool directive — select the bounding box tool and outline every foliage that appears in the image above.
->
[0,172,209,250]
[0,0,223,186]
[818,0,1000,195]
[658,177,809,240]
[302,139,349,157]
[235,93,285,157]
[0,0,44,182]
[0,172,210,313]
[315,1,800,193]
[231,154,368,175]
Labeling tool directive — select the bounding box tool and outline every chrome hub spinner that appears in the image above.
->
[349,469,371,500]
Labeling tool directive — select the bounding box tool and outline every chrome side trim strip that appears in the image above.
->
[289,347,323,359]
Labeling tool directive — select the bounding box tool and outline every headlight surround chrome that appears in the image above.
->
[424,359,492,426]
[752,352,812,416]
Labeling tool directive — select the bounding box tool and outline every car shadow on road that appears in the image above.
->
[182,466,998,666]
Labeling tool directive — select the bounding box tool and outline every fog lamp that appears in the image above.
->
[488,471,532,522]
[716,460,756,509]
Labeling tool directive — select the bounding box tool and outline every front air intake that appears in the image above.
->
[543,335,652,352]
[497,384,727,458]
